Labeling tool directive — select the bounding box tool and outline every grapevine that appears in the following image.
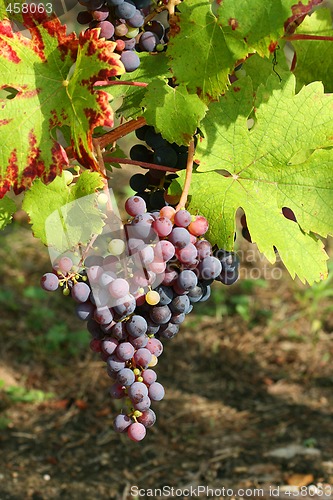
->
[1,0,333,441]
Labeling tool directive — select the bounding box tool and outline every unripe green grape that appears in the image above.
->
[97,192,109,206]
[63,170,74,185]
[108,239,126,255]
[125,27,139,39]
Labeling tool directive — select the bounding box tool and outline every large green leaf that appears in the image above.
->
[167,0,321,100]
[22,171,105,252]
[167,0,248,100]
[170,75,333,284]
[0,11,124,198]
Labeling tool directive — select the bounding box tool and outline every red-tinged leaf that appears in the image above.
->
[0,8,124,198]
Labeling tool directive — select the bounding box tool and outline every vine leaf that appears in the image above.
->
[167,0,248,100]
[170,75,333,284]
[0,10,124,199]
[292,8,333,93]
[109,52,171,120]
[216,0,323,56]
[141,79,208,145]
[0,195,16,229]
[22,171,105,252]
[167,0,322,100]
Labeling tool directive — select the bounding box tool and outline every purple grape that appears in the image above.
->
[137,408,156,428]
[110,321,127,341]
[198,256,222,280]
[158,322,179,339]
[148,382,165,401]
[133,347,152,368]
[153,146,178,168]
[126,315,148,337]
[170,312,185,324]
[116,342,135,361]
[116,367,135,386]
[139,31,159,52]
[71,282,91,303]
[113,294,136,318]
[114,414,131,432]
[127,422,146,441]
[76,301,95,321]
[133,396,151,411]
[130,334,149,349]
[125,195,147,217]
[195,239,212,259]
[177,270,198,291]
[91,7,109,21]
[102,338,119,355]
[127,9,145,28]
[146,338,163,357]
[177,244,198,265]
[142,369,157,385]
[170,294,190,313]
[97,20,115,39]
[174,209,192,227]
[107,354,126,372]
[40,273,59,292]
[169,227,191,249]
[128,381,148,403]
[94,306,113,325]
[77,11,93,24]
[149,305,171,325]
[115,0,136,19]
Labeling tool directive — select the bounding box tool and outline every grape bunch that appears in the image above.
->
[130,125,191,170]
[77,0,168,72]
[41,193,239,441]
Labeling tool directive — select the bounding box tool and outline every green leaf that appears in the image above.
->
[0,195,16,229]
[141,79,208,145]
[109,52,171,120]
[0,12,124,198]
[167,0,320,100]
[243,50,290,92]
[167,0,248,100]
[171,75,333,284]
[293,8,333,93]
[22,171,105,251]
[216,0,319,56]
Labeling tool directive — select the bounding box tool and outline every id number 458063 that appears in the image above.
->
[6,3,53,14]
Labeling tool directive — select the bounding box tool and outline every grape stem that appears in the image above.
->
[102,155,179,173]
[95,117,147,150]
[284,34,333,41]
[176,139,194,211]
[65,117,147,160]
[94,80,148,88]
[165,0,182,18]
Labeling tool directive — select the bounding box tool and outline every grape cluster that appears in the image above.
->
[130,125,190,170]
[77,0,168,72]
[41,194,239,441]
